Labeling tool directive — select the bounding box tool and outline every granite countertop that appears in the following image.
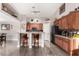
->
[55,35,79,40]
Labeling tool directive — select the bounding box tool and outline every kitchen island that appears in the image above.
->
[55,35,79,55]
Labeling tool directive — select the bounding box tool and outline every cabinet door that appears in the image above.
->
[68,12,76,30]
[71,12,76,30]
[55,37,58,45]
[62,16,68,29]
[55,37,60,46]
[55,37,63,48]
[67,13,73,30]
[75,11,79,30]
[58,38,63,48]
[63,39,69,52]
[67,11,79,30]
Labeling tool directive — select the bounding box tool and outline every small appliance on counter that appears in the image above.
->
[61,30,73,37]
[61,30,79,38]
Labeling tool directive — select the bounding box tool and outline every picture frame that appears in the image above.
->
[1,24,10,30]
[59,3,65,15]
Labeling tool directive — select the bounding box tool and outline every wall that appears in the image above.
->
[0,10,20,47]
[0,3,2,10]
[0,10,20,33]
[20,20,26,33]
[43,21,51,41]
[54,3,77,19]
[0,22,20,33]
[6,33,20,41]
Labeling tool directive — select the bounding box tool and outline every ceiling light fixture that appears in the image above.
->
[32,11,40,13]
[31,6,40,14]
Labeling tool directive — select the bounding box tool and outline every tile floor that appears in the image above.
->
[0,41,69,56]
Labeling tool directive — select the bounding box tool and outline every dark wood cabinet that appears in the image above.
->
[54,11,79,30]
[55,35,79,55]
[67,12,76,30]
[55,36,63,48]
[61,16,68,29]
[55,35,74,55]
[62,39,70,53]
[55,36,69,53]
[67,11,79,30]
[74,11,79,30]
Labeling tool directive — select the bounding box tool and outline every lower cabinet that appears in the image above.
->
[55,37,63,48]
[55,35,73,55]
[62,39,70,53]
[58,37,63,48]
[55,35,79,55]
[55,37,58,45]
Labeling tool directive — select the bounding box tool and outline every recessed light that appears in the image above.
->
[32,11,40,13]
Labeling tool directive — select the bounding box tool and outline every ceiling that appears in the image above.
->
[8,3,63,20]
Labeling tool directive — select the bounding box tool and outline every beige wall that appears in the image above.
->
[0,10,20,33]
[0,3,2,10]
[55,3,77,19]
[0,10,20,43]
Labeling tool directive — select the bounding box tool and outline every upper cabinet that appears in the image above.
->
[75,11,79,30]
[67,11,79,30]
[67,12,75,30]
[54,11,79,30]
[61,16,68,29]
